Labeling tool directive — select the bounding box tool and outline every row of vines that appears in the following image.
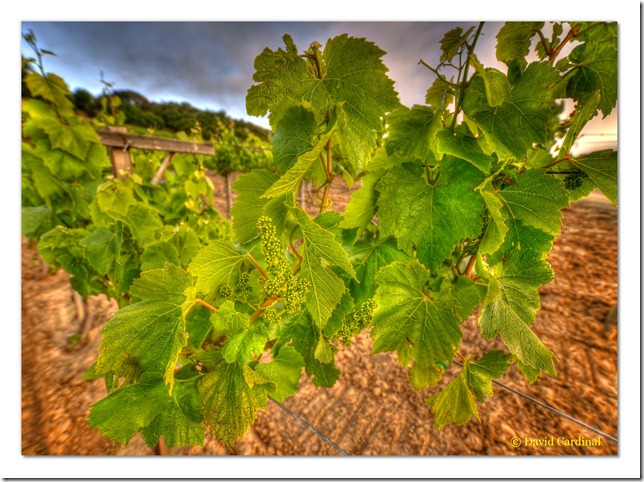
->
[21,22,617,449]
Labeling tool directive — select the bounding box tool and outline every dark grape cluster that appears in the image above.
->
[334,299,378,347]
[564,170,588,190]
[219,284,232,298]
[237,271,251,297]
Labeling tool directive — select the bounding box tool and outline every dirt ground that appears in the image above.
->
[21,175,618,456]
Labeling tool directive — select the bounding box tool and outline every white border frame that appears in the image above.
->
[3,0,640,479]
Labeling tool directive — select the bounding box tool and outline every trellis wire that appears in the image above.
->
[269,397,351,456]
[453,360,618,444]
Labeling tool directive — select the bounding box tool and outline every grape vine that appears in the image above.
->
[21,22,618,449]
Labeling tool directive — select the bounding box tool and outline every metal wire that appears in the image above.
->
[269,397,351,455]
[453,360,618,444]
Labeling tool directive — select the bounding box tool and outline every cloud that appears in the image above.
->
[21,20,616,142]
[23,21,496,112]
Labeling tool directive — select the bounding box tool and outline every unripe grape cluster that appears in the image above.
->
[256,216,310,312]
[219,284,232,298]
[263,308,279,325]
[334,299,378,347]
[257,216,290,280]
[237,271,251,297]
[283,277,311,313]
[564,170,588,190]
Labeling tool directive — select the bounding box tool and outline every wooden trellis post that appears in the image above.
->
[97,127,215,181]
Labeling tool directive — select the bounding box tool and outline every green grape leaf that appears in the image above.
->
[185,308,213,350]
[21,205,52,238]
[88,373,168,445]
[497,169,569,236]
[322,290,355,338]
[515,358,544,383]
[300,250,345,329]
[338,172,381,236]
[198,350,268,447]
[479,188,508,256]
[167,225,202,267]
[246,34,400,173]
[23,99,99,160]
[468,58,511,107]
[566,22,617,117]
[314,336,334,363]
[96,264,195,391]
[242,365,271,388]
[24,72,75,114]
[291,207,354,328]
[425,76,454,110]
[255,346,304,403]
[222,327,268,365]
[231,170,291,245]
[467,350,512,402]
[210,300,249,339]
[426,351,511,429]
[80,227,120,275]
[313,210,343,230]
[570,150,617,204]
[276,312,340,387]
[527,148,557,168]
[440,26,474,62]
[495,22,545,69]
[487,218,555,267]
[371,261,463,390]
[22,144,64,201]
[385,105,437,163]
[262,114,336,198]
[463,62,561,160]
[435,129,494,172]
[291,207,356,279]
[478,252,557,376]
[188,240,246,295]
[33,138,87,180]
[345,237,412,306]
[141,370,205,448]
[140,242,180,271]
[446,275,487,322]
[376,158,485,272]
[558,90,601,158]
[426,365,479,429]
[124,204,163,247]
[92,181,137,223]
[270,105,316,173]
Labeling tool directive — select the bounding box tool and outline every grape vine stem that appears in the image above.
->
[246,253,268,280]
[319,138,333,214]
[249,295,280,323]
[464,255,477,278]
[195,298,217,312]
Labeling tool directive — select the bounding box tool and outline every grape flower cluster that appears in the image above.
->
[237,271,251,297]
[256,216,310,313]
[334,299,378,347]
[219,284,232,298]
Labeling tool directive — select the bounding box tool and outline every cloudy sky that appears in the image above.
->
[20,20,617,151]
[20,22,502,125]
